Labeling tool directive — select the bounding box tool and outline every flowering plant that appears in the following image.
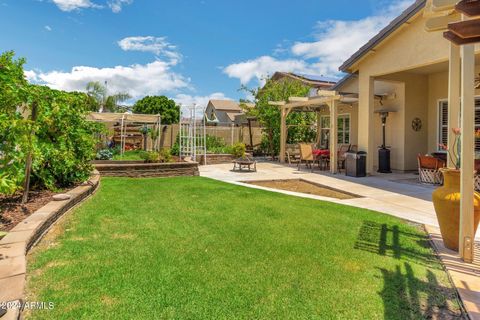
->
[439,128,480,169]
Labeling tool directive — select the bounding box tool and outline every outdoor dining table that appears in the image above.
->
[313,149,330,171]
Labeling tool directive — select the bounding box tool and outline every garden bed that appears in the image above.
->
[0,190,57,232]
[199,154,236,165]
[245,179,361,200]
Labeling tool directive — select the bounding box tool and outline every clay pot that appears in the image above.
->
[432,169,480,251]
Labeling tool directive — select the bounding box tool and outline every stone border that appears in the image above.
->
[0,172,100,320]
[94,162,199,178]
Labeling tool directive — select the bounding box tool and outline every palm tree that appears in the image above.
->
[86,81,131,113]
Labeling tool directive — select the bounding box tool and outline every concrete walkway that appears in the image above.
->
[200,161,480,319]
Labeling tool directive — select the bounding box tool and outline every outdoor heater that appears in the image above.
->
[374,108,396,173]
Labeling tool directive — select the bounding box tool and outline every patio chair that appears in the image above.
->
[337,144,351,171]
[286,144,301,165]
[417,154,445,185]
[298,143,316,172]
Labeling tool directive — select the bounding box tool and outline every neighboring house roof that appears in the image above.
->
[271,72,336,88]
[339,0,427,72]
[208,100,243,112]
[225,112,240,122]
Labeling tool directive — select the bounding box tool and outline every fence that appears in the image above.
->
[159,124,264,149]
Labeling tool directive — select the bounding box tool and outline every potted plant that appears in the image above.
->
[432,128,480,251]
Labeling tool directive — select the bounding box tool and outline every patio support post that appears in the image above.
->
[448,43,461,168]
[359,74,375,174]
[459,43,475,263]
[330,99,338,174]
[316,111,322,145]
[279,107,291,163]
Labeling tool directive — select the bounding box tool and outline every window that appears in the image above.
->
[438,101,448,150]
[319,114,351,147]
[337,115,351,144]
[438,99,480,152]
[320,116,330,148]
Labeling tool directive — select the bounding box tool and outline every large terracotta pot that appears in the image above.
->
[432,169,480,251]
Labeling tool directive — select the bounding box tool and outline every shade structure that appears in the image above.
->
[87,112,162,155]
[87,112,161,124]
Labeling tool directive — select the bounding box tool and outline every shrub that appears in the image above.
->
[140,151,160,163]
[159,148,173,163]
[96,149,114,160]
[0,51,101,194]
[231,143,246,158]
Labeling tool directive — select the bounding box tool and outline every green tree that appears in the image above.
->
[242,77,315,156]
[133,95,180,124]
[86,81,131,112]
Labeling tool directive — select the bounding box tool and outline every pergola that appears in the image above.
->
[269,91,358,174]
[87,112,162,155]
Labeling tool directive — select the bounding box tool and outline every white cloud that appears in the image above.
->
[25,60,189,99]
[291,0,413,75]
[108,0,132,13]
[174,92,232,117]
[50,0,132,12]
[118,36,181,63]
[51,0,102,11]
[174,92,231,109]
[44,25,52,31]
[223,56,313,85]
[224,0,414,84]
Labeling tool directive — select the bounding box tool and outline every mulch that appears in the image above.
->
[0,190,57,232]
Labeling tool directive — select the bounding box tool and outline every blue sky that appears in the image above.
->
[0,0,413,106]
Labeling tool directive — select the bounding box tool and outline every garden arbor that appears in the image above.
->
[87,112,161,155]
[269,91,358,174]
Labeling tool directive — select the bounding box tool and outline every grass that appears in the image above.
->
[112,150,144,161]
[26,177,462,319]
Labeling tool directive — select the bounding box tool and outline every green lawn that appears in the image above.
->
[26,177,462,319]
[112,150,144,161]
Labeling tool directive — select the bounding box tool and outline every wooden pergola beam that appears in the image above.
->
[444,30,480,45]
[449,18,480,38]
[456,0,480,17]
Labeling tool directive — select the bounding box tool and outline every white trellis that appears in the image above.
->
[179,104,207,164]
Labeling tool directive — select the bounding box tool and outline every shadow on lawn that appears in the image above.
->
[379,263,463,319]
[355,221,463,319]
[354,221,439,268]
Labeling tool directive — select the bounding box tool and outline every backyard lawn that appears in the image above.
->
[26,177,462,319]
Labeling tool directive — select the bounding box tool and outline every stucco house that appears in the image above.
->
[205,100,245,126]
[330,0,480,174]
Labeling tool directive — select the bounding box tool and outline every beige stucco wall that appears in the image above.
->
[352,8,480,173]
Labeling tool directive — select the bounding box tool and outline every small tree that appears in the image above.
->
[242,77,315,157]
[133,96,180,124]
[86,81,131,113]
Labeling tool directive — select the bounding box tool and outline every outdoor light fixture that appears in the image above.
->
[374,108,397,173]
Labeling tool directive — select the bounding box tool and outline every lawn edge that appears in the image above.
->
[0,171,101,320]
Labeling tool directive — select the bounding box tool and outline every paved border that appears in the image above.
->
[0,172,100,320]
